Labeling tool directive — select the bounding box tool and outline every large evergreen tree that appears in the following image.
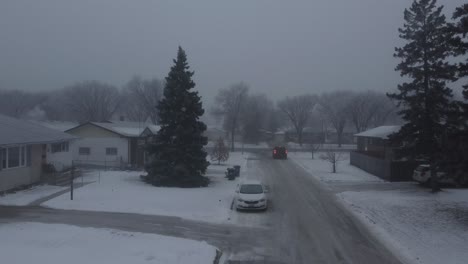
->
[453,4,468,121]
[388,0,457,191]
[146,47,209,187]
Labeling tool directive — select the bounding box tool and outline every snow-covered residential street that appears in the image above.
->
[0,222,217,264]
[43,152,248,224]
[2,151,467,263]
[290,152,468,264]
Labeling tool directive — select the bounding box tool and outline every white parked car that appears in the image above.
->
[412,164,454,185]
[235,180,268,211]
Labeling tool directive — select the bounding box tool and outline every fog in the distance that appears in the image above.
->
[0,0,464,104]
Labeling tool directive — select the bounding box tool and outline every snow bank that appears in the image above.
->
[0,185,67,206]
[45,152,248,224]
[0,222,216,264]
[339,189,468,264]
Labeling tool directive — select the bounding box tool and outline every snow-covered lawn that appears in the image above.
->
[0,184,67,206]
[0,222,216,264]
[339,189,468,264]
[44,152,248,224]
[290,152,468,264]
[290,152,382,183]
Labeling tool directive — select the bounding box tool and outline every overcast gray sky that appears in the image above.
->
[0,0,465,105]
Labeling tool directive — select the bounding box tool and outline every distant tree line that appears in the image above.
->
[0,77,163,123]
[211,84,399,150]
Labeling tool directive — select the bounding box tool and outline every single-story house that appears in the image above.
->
[0,114,76,192]
[65,121,156,168]
[349,125,421,181]
[204,126,227,142]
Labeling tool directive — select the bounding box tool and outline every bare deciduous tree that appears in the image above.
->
[121,76,163,124]
[211,137,229,165]
[369,95,399,128]
[319,91,353,147]
[41,90,70,121]
[347,91,397,133]
[278,94,317,146]
[0,89,45,118]
[65,81,120,122]
[320,151,346,173]
[240,93,272,144]
[307,136,322,159]
[212,82,249,151]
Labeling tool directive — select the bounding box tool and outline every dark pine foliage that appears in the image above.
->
[388,0,458,192]
[453,4,468,122]
[145,47,209,187]
[388,0,457,161]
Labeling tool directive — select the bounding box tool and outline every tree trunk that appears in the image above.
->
[230,128,235,152]
[337,133,342,148]
[333,161,336,173]
[297,129,303,147]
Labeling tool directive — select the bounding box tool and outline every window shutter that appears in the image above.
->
[27,146,32,166]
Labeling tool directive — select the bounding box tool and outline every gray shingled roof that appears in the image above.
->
[0,114,77,146]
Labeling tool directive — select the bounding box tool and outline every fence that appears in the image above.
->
[350,151,391,180]
[350,151,419,182]
[72,157,126,171]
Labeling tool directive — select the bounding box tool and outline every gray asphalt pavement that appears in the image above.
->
[0,152,404,264]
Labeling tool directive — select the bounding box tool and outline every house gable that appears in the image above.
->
[66,123,123,138]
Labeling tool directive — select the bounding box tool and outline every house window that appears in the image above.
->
[1,146,28,169]
[8,147,20,168]
[20,146,26,166]
[51,142,69,153]
[1,148,6,169]
[106,147,117,156]
[79,147,91,155]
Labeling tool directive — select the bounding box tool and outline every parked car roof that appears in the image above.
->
[0,114,77,146]
[240,180,262,185]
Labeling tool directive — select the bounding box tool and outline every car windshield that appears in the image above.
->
[240,184,263,194]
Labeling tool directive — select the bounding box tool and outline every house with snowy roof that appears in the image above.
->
[350,125,419,181]
[65,121,157,168]
[0,114,76,192]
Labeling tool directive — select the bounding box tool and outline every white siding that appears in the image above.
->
[71,138,128,167]
[46,143,72,171]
